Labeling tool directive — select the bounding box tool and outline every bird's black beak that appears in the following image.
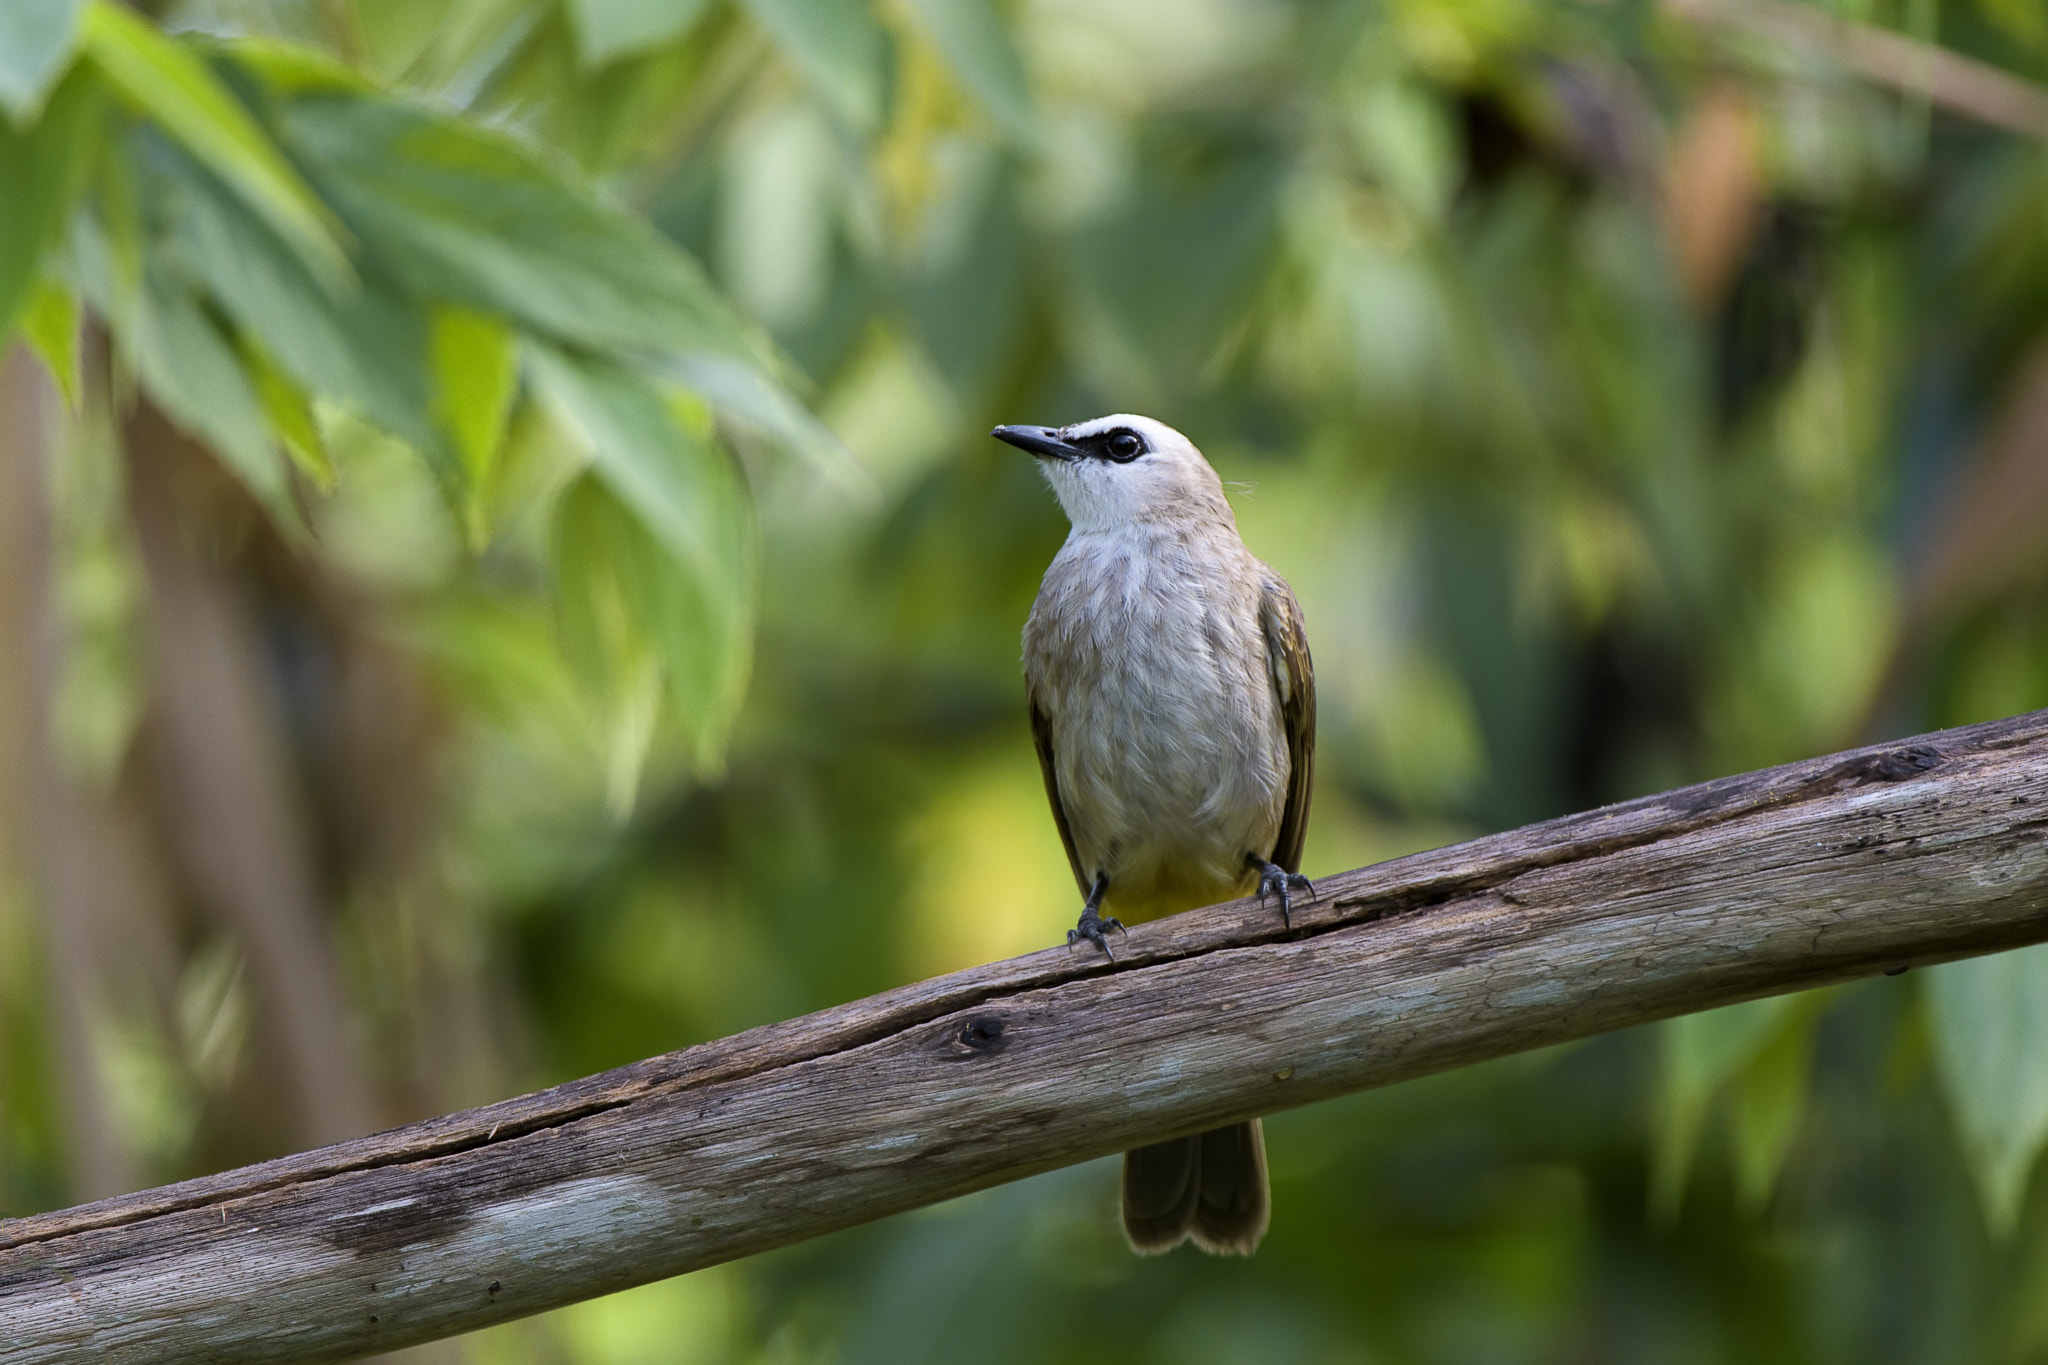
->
[991,425,1084,462]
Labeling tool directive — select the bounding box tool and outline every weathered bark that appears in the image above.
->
[7,710,2048,1363]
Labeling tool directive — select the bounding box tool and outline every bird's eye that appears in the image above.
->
[1107,432,1144,462]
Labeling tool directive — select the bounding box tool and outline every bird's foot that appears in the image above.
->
[1067,908,1125,958]
[1250,857,1315,929]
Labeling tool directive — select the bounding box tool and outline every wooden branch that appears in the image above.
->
[10,711,2048,1362]
[1666,0,2048,141]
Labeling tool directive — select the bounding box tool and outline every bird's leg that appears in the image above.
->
[1246,854,1315,929]
[1067,871,1124,958]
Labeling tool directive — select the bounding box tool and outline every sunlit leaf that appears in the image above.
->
[0,0,83,120]
[209,36,374,95]
[18,278,80,407]
[281,94,759,359]
[902,0,1035,144]
[80,2,350,292]
[431,305,519,545]
[737,0,884,131]
[1927,946,2048,1233]
[0,67,101,337]
[567,0,712,67]
[240,335,334,490]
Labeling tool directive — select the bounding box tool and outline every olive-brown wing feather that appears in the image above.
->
[1029,694,1089,896]
[1260,572,1316,875]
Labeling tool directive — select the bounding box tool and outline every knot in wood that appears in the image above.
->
[955,1016,1008,1054]
[1854,745,1942,782]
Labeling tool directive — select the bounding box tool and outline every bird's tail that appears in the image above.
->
[1120,1119,1269,1255]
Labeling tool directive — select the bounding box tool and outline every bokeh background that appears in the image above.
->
[8,0,2048,1359]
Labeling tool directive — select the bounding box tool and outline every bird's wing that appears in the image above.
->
[1259,570,1317,875]
[1029,690,1090,896]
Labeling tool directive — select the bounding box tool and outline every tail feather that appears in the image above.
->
[1120,1134,1202,1254]
[1191,1119,1269,1255]
[1120,1119,1269,1256]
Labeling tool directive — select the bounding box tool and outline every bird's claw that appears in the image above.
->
[1067,910,1125,958]
[1254,862,1315,929]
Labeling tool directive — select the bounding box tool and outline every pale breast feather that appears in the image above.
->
[1023,529,1293,898]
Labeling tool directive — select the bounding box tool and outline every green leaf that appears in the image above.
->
[79,2,350,293]
[662,351,873,499]
[1651,994,1795,1223]
[1927,945,2048,1233]
[1725,1014,1814,1212]
[553,474,666,816]
[68,197,288,515]
[19,278,80,408]
[158,141,442,470]
[525,342,730,582]
[567,0,712,67]
[240,335,333,490]
[130,267,293,520]
[0,0,83,120]
[431,305,519,546]
[280,94,759,359]
[738,0,885,131]
[0,67,101,337]
[902,0,1036,144]
[529,344,755,772]
[207,36,373,95]
[553,471,753,801]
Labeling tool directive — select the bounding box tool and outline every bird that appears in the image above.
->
[991,413,1315,1257]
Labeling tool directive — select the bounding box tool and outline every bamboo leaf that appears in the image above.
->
[566,0,712,67]
[160,141,441,468]
[430,305,519,546]
[0,67,101,336]
[79,2,350,292]
[737,0,884,131]
[1725,1007,1816,1212]
[0,0,83,120]
[18,278,80,407]
[553,474,666,816]
[531,345,755,774]
[1651,995,1793,1222]
[662,351,873,499]
[131,268,294,520]
[209,36,373,95]
[1927,946,2048,1233]
[280,94,758,359]
[68,187,282,511]
[240,335,334,490]
[902,0,1035,144]
[525,341,728,581]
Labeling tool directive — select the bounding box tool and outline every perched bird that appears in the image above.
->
[992,414,1315,1256]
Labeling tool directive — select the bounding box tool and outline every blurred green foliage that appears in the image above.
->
[9,0,2048,1360]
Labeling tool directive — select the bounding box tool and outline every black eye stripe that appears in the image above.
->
[1073,428,1148,462]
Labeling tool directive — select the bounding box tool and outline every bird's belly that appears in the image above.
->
[1051,653,1288,923]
